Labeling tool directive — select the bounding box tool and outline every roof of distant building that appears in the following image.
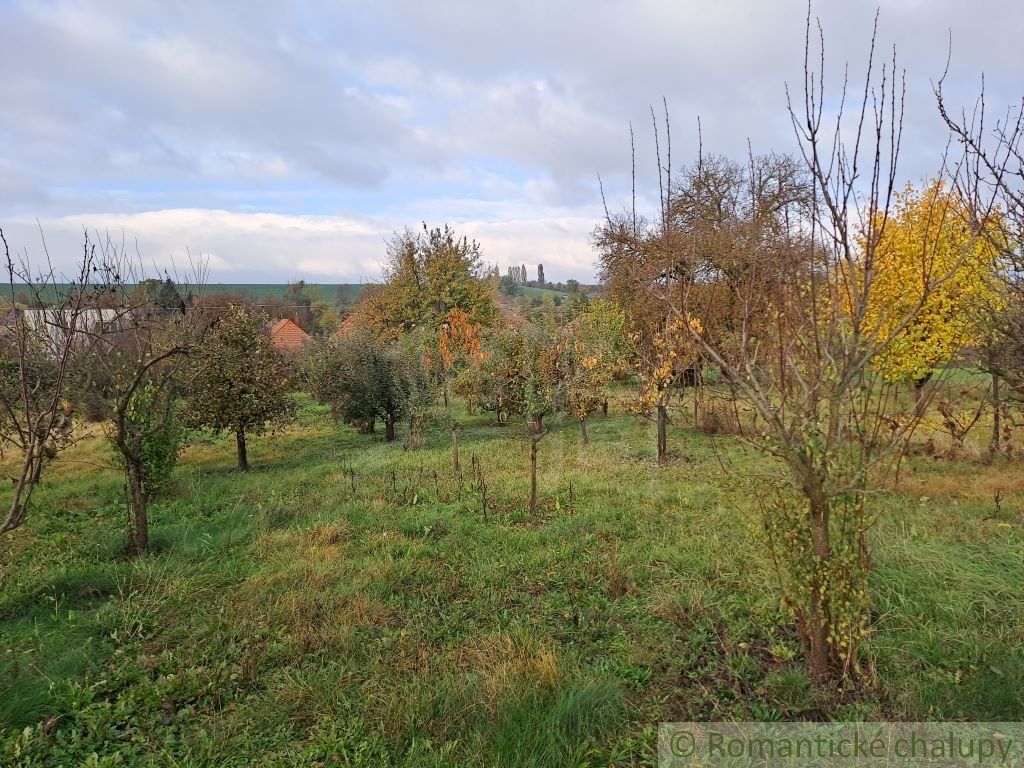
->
[269,317,311,352]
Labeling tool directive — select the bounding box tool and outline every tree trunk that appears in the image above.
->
[236,427,249,471]
[601,398,609,417]
[532,413,544,433]
[656,404,667,463]
[443,385,450,410]
[29,443,43,484]
[385,417,396,442]
[580,416,589,445]
[913,374,931,417]
[4,444,39,534]
[529,437,539,515]
[127,460,149,556]
[807,492,832,686]
[452,428,460,472]
[991,371,1002,456]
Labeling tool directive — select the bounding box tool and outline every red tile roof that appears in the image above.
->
[269,318,311,352]
[331,314,360,340]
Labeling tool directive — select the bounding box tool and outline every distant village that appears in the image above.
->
[2,264,600,357]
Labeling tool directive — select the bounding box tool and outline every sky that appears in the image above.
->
[0,0,1022,285]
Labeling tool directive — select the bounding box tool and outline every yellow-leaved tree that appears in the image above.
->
[861,179,1005,406]
[629,315,703,463]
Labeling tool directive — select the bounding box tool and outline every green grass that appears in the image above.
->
[1,395,1022,766]
[516,286,570,299]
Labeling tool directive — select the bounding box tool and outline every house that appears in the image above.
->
[1,307,121,356]
[269,317,311,354]
[331,313,360,340]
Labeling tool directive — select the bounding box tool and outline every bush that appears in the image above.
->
[302,333,430,442]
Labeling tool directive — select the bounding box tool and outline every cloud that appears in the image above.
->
[0,0,1021,281]
[0,207,603,283]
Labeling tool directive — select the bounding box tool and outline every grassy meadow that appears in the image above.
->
[1,390,1023,766]
[515,286,570,300]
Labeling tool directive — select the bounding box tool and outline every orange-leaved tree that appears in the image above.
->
[432,306,487,468]
[434,307,485,411]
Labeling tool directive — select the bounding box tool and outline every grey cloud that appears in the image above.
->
[0,1,429,193]
[356,1,1022,166]
[0,0,1021,280]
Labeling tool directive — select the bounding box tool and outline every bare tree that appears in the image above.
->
[75,236,206,556]
[937,64,1024,453]
[0,228,98,538]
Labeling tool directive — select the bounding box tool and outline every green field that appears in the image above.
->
[6,284,368,307]
[204,284,366,303]
[516,286,570,300]
[2,391,1021,766]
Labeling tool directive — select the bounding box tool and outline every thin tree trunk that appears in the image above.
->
[580,416,589,445]
[807,493,832,686]
[443,385,449,410]
[601,398,609,417]
[529,437,539,514]
[29,443,43,484]
[913,374,931,417]
[236,427,249,471]
[991,371,1001,456]
[656,403,667,463]
[127,459,149,556]
[3,443,38,534]
[452,428,460,472]
[385,417,396,442]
